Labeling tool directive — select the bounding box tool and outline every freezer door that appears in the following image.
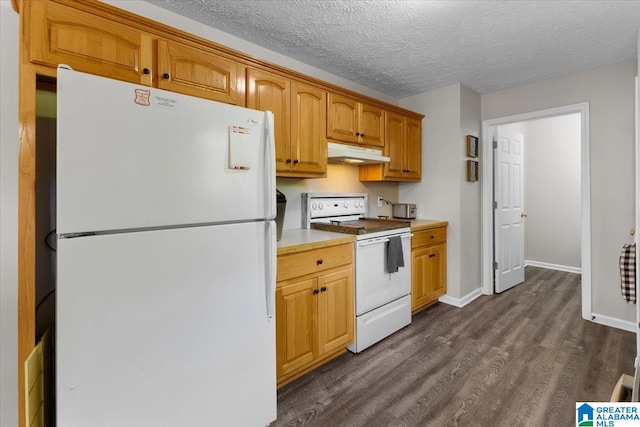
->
[56,222,276,427]
[57,67,276,234]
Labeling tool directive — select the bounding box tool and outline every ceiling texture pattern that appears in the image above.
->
[144,0,640,98]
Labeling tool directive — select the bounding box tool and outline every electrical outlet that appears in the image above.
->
[377,196,383,207]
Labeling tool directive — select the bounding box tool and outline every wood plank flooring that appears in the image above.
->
[271,267,636,427]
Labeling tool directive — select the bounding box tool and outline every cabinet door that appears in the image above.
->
[359,103,384,147]
[317,268,354,355]
[383,111,406,179]
[156,40,244,105]
[247,69,291,173]
[290,82,327,176]
[30,1,153,85]
[276,278,318,378]
[411,244,447,311]
[428,244,447,298]
[327,93,359,143]
[411,247,432,310]
[404,117,422,180]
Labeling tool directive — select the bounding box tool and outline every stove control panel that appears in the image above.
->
[302,193,368,227]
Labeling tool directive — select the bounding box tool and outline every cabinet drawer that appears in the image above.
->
[277,243,353,283]
[412,227,447,248]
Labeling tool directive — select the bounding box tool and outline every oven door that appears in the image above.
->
[355,231,412,315]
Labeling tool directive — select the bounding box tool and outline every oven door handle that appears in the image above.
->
[357,233,413,248]
[357,237,389,247]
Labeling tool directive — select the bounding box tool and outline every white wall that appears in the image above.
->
[0,1,19,426]
[399,84,482,302]
[398,84,467,300]
[482,61,637,322]
[459,85,482,297]
[524,114,581,269]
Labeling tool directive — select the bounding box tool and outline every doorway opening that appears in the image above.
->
[481,102,591,320]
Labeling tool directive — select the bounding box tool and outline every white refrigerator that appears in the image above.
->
[56,66,277,427]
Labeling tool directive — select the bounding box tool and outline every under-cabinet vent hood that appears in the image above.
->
[327,142,390,165]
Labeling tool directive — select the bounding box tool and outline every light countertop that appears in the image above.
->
[277,221,448,255]
[277,229,356,256]
[410,219,449,231]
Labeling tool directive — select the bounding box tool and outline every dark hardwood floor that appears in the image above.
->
[271,267,636,427]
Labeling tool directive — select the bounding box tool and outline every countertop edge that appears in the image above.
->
[410,220,449,232]
[277,230,356,256]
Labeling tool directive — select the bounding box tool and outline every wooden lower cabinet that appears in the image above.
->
[411,226,447,312]
[276,244,354,386]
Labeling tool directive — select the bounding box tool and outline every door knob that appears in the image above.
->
[631,229,635,236]
[521,212,528,218]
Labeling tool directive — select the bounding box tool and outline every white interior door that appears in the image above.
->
[494,126,525,293]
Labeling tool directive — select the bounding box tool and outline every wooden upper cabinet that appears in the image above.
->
[382,112,405,178]
[327,94,359,144]
[359,103,384,147]
[327,93,384,147]
[290,82,327,176]
[29,1,153,85]
[404,117,422,180]
[360,111,422,182]
[247,68,291,172]
[248,69,326,178]
[156,40,245,105]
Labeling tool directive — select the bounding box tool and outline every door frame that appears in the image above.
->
[480,102,591,320]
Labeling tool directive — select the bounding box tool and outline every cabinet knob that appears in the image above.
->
[142,68,150,75]
[313,289,319,295]
[356,132,361,136]
[430,235,435,239]
[429,254,436,258]
[321,286,327,292]
[361,133,365,137]
[293,159,299,164]
[162,73,170,79]
[317,259,323,265]
[286,159,292,164]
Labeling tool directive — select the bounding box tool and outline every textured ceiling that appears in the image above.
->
[143,0,640,98]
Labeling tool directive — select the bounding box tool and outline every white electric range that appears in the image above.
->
[302,193,412,352]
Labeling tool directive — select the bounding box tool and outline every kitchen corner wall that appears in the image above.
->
[0,1,19,426]
[398,83,482,302]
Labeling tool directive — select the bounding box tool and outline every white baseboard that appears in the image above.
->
[525,260,581,274]
[589,312,636,333]
[438,288,483,308]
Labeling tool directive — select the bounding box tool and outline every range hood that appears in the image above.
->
[327,142,390,165]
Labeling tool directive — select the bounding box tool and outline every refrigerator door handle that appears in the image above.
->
[266,220,276,321]
[264,111,277,220]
